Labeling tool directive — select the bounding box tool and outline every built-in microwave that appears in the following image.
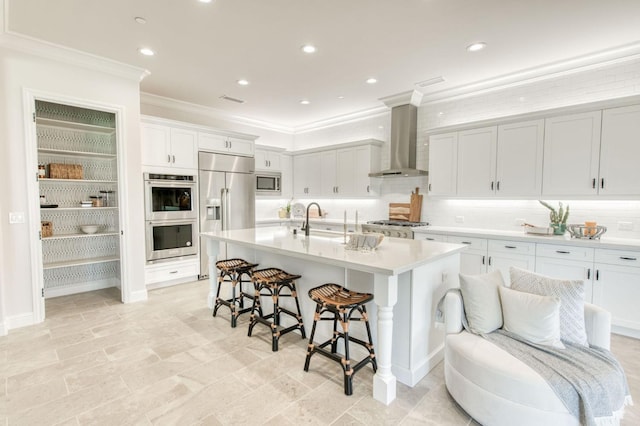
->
[256,172,281,195]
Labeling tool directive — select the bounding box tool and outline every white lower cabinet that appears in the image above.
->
[535,244,595,303]
[145,258,199,288]
[445,236,534,283]
[592,249,640,334]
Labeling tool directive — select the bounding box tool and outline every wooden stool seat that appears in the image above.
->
[304,283,376,395]
[248,267,306,351]
[213,258,259,327]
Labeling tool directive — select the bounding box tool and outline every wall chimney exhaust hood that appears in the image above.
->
[369,91,428,178]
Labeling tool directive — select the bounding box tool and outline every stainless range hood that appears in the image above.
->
[369,103,428,177]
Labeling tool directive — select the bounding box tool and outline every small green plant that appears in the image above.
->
[539,200,570,224]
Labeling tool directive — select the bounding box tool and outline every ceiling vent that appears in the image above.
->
[219,95,245,104]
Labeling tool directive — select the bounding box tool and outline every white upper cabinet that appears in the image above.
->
[542,111,602,196]
[428,132,458,196]
[198,132,254,157]
[599,105,640,196]
[292,140,381,198]
[293,152,322,197]
[141,122,197,170]
[456,127,497,197]
[255,148,282,171]
[496,119,544,196]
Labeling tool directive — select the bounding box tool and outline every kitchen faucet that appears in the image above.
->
[302,202,322,237]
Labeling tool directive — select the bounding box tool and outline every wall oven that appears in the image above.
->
[144,173,198,262]
[256,171,281,195]
[144,173,197,220]
[146,219,198,262]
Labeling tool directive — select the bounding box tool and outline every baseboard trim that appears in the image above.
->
[125,288,148,303]
[392,344,445,387]
[6,312,36,331]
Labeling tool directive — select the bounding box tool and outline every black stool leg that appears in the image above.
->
[291,283,307,339]
[362,305,377,371]
[248,284,262,337]
[304,304,322,371]
[229,276,238,328]
[341,309,353,396]
[212,271,227,317]
[271,283,280,351]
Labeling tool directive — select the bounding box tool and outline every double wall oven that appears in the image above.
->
[144,173,198,262]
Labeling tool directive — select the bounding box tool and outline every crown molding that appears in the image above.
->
[379,90,423,108]
[1,2,148,82]
[292,105,389,134]
[140,92,295,134]
[419,41,640,104]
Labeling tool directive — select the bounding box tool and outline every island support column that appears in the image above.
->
[205,238,221,309]
[373,273,398,405]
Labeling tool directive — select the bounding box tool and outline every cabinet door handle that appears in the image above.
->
[167,154,171,163]
[488,256,492,266]
[336,186,339,193]
[172,155,175,163]
[426,237,435,241]
[592,178,596,189]
[428,183,432,191]
[490,181,494,191]
[600,178,604,189]
[496,181,500,191]
[169,270,178,274]
[482,255,485,265]
[461,241,472,245]
[367,185,370,193]
[596,269,599,280]
[620,256,637,261]
[587,268,591,280]
[504,245,516,249]
[556,250,570,254]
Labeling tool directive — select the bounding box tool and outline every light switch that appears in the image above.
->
[9,212,26,224]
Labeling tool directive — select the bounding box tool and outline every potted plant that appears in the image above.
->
[539,200,570,235]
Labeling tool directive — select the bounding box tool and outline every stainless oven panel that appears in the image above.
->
[146,220,198,262]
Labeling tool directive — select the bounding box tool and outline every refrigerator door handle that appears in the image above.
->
[220,188,227,230]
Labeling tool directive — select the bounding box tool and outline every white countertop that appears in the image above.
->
[201,226,466,276]
[413,226,640,251]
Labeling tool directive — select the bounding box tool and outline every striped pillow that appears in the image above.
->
[509,267,588,346]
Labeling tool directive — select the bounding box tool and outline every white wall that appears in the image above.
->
[0,45,146,331]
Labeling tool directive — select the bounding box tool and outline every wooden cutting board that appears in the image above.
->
[409,187,423,222]
[389,203,411,221]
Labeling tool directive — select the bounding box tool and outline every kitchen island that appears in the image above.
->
[201,226,465,404]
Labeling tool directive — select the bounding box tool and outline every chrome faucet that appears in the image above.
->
[302,202,322,237]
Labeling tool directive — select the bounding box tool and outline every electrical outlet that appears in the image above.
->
[618,221,633,231]
[455,216,464,223]
[514,218,526,226]
[9,212,25,224]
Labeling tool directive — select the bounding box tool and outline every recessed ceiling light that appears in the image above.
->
[134,17,147,24]
[438,112,445,116]
[237,79,249,86]
[138,47,155,56]
[378,125,384,129]
[337,96,345,99]
[198,0,214,3]
[518,96,526,102]
[300,100,310,105]
[466,42,487,52]
[366,78,377,84]
[301,44,316,54]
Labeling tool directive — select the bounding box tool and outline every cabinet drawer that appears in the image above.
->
[595,249,640,267]
[145,261,199,284]
[536,244,594,261]
[415,233,447,242]
[447,236,487,252]
[488,239,535,255]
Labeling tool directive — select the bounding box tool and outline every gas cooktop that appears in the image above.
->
[367,220,430,227]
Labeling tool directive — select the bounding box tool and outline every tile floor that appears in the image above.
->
[0,280,637,425]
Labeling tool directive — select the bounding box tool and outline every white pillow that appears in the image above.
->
[459,270,504,334]
[510,267,588,346]
[499,286,565,349]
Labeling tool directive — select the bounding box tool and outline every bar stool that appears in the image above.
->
[248,268,306,351]
[304,283,377,395]
[213,258,259,328]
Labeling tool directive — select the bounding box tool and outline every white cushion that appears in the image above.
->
[445,332,577,426]
[510,267,588,346]
[499,286,565,349]
[459,269,504,334]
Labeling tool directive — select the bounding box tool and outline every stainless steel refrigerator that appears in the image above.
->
[198,151,255,279]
